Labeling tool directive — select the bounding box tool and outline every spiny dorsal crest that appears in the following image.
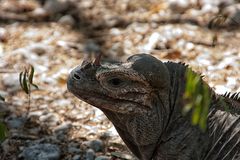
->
[223,92,240,102]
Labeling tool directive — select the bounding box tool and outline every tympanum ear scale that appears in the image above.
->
[93,52,102,66]
[127,54,170,89]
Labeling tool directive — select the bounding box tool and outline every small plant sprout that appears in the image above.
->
[208,15,228,47]
[19,65,38,116]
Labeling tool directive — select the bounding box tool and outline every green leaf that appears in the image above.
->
[185,69,194,98]
[31,83,39,89]
[19,71,24,90]
[28,65,34,84]
[191,95,202,125]
[183,68,211,132]
[23,71,29,94]
[0,122,7,141]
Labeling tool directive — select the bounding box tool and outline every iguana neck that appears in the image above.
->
[102,99,165,160]
[156,62,211,160]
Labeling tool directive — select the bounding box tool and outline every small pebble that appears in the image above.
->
[28,111,44,118]
[169,0,190,13]
[226,77,237,88]
[22,143,60,160]
[6,117,26,129]
[39,113,54,122]
[31,7,48,19]
[0,101,9,114]
[1,139,11,153]
[28,127,41,135]
[44,0,71,15]
[99,132,111,141]
[28,43,51,55]
[86,149,95,160]
[68,146,81,154]
[0,90,7,98]
[0,27,8,42]
[55,133,66,141]
[53,121,72,133]
[58,15,75,26]
[143,32,161,51]
[2,73,21,92]
[89,139,104,152]
[95,156,110,160]
[72,155,81,160]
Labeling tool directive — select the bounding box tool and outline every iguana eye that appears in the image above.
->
[107,77,125,87]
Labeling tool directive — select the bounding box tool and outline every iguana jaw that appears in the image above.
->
[67,63,151,114]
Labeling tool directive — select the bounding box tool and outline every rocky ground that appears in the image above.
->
[0,0,239,160]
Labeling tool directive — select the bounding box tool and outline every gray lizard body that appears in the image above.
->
[67,54,240,160]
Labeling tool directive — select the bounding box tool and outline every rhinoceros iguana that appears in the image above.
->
[67,54,240,160]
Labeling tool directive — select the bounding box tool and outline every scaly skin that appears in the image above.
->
[67,54,240,160]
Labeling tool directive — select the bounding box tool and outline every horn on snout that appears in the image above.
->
[81,54,92,67]
[93,53,102,66]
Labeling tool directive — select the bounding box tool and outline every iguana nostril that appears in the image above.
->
[73,73,81,80]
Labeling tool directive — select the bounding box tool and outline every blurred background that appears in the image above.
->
[0,0,239,159]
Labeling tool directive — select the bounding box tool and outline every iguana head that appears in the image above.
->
[67,54,171,114]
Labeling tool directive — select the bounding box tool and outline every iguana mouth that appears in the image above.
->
[71,89,150,114]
